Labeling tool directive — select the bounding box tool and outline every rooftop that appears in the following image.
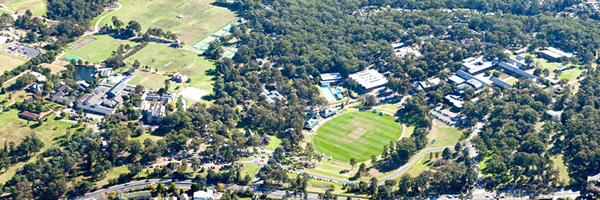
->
[320,73,342,81]
[539,47,573,59]
[348,69,388,90]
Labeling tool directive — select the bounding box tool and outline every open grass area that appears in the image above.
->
[97,0,237,47]
[63,35,137,63]
[513,52,584,82]
[128,71,169,89]
[404,151,442,177]
[313,111,402,162]
[0,110,74,146]
[96,166,130,187]
[0,111,79,183]
[551,154,571,184]
[265,136,282,151]
[427,120,464,148]
[40,61,66,74]
[373,103,399,115]
[0,51,27,74]
[240,165,260,182]
[125,43,215,91]
[0,0,46,16]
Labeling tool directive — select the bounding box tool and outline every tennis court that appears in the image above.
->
[223,47,238,58]
[69,37,97,50]
[64,54,83,61]
[192,36,218,51]
[192,24,232,50]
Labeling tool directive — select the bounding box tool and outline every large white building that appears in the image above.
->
[320,72,342,85]
[462,56,496,74]
[348,69,388,92]
[193,190,222,200]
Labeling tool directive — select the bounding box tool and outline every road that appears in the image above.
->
[82,2,123,37]
[2,69,29,85]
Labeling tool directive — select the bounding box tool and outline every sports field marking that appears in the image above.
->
[186,63,196,69]
[150,50,159,55]
[348,127,367,139]
[139,77,150,83]
[164,61,173,67]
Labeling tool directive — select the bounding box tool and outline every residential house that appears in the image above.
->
[20,111,41,121]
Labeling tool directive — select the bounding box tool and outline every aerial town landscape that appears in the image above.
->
[0,0,598,199]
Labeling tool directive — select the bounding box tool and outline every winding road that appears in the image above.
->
[82,2,123,37]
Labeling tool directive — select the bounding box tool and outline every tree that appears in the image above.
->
[164,79,170,90]
[133,60,140,69]
[371,155,377,165]
[112,16,123,28]
[363,94,377,107]
[216,183,225,192]
[26,31,37,43]
[350,158,357,169]
[204,40,224,59]
[126,20,142,34]
[442,147,452,159]
[156,182,166,194]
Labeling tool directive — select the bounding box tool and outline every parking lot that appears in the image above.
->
[429,107,460,126]
[4,43,42,59]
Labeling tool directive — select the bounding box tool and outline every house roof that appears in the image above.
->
[20,111,40,119]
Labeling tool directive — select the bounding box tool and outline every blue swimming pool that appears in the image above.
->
[320,86,337,102]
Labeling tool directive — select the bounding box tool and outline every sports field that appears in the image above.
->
[97,0,237,47]
[63,35,137,63]
[0,51,26,73]
[313,111,402,162]
[0,0,46,16]
[125,43,215,90]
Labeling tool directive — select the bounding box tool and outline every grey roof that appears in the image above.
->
[498,62,539,82]
[466,79,484,89]
[490,77,513,88]
[76,103,114,115]
[106,82,127,98]
[455,70,475,80]
[448,75,465,84]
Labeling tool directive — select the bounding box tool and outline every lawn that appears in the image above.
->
[513,52,584,82]
[125,43,215,91]
[265,136,282,151]
[373,103,399,115]
[0,0,46,16]
[63,35,137,63]
[97,0,237,47]
[40,61,66,74]
[96,166,130,187]
[0,110,74,147]
[240,165,260,182]
[0,51,27,74]
[551,154,571,184]
[313,111,402,162]
[427,120,464,148]
[0,111,78,183]
[403,151,442,177]
[128,71,170,89]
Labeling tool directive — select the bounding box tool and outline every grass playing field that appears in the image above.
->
[63,35,137,63]
[97,0,237,47]
[0,51,26,73]
[313,111,402,162]
[125,43,215,91]
[0,0,46,16]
